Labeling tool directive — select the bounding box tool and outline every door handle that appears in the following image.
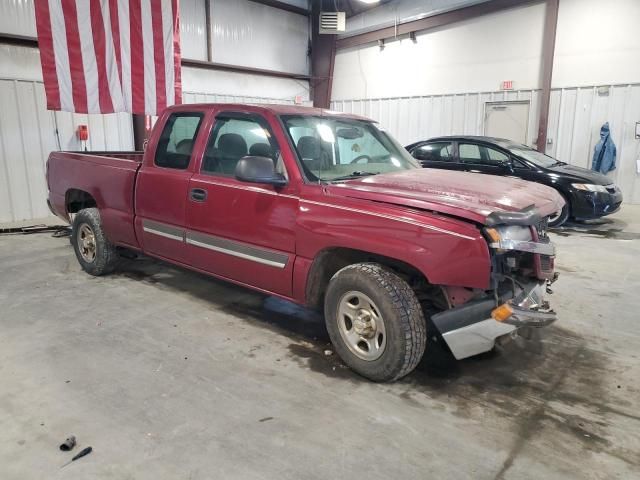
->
[189,188,207,202]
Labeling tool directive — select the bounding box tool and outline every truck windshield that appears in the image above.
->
[281,115,419,182]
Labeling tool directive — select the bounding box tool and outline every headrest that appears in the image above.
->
[218,133,247,158]
[249,142,272,158]
[175,139,193,155]
[297,136,321,160]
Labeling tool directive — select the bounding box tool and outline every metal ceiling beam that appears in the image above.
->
[310,1,337,108]
[0,33,39,48]
[181,58,310,80]
[536,0,559,153]
[246,0,308,16]
[336,0,541,50]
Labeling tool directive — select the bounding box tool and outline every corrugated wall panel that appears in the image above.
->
[0,79,134,223]
[331,84,640,204]
[210,0,309,75]
[181,0,208,61]
[182,91,307,106]
[0,0,36,37]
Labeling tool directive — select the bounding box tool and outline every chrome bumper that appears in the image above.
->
[432,282,556,360]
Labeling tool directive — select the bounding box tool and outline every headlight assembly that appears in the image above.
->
[484,225,555,256]
[571,183,608,193]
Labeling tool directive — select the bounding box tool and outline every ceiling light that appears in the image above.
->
[359,0,380,3]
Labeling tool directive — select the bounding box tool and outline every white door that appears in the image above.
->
[484,101,530,144]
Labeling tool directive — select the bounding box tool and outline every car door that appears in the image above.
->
[458,142,512,176]
[410,142,463,171]
[183,111,298,297]
[135,110,207,263]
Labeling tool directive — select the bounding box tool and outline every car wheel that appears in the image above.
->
[71,208,119,276]
[324,263,427,382]
[548,194,570,227]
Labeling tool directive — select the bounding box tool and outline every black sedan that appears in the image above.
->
[405,136,623,227]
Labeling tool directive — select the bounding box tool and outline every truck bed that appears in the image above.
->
[47,151,144,249]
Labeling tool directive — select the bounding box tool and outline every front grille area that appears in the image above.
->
[536,218,549,240]
[539,255,554,273]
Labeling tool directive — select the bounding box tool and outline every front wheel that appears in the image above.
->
[71,208,119,276]
[548,194,570,227]
[324,263,427,382]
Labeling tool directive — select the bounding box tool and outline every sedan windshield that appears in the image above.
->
[511,146,562,168]
[281,115,419,181]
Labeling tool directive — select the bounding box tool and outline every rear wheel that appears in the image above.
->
[324,263,427,382]
[71,208,119,276]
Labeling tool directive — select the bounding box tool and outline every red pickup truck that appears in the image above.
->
[47,104,563,382]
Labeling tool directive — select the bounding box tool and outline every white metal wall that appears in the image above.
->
[0,79,134,223]
[0,0,36,37]
[331,84,640,204]
[183,91,308,105]
[209,0,309,75]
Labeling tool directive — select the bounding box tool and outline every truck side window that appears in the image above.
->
[202,115,283,177]
[155,113,204,170]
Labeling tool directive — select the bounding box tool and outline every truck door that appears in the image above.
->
[183,111,298,297]
[135,111,206,263]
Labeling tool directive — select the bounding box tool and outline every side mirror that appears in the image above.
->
[499,159,513,171]
[235,156,287,188]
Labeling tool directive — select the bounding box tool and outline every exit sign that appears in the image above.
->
[501,80,514,90]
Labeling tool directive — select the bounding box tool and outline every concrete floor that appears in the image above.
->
[1,207,639,480]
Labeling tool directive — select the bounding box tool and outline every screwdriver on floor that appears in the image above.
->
[60,446,92,469]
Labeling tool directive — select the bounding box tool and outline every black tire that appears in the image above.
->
[324,263,427,382]
[71,208,119,276]
[549,193,570,227]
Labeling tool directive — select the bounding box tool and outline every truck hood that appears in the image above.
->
[327,169,564,225]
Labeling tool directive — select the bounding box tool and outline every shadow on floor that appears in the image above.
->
[112,255,604,397]
[106,252,640,465]
[552,217,640,240]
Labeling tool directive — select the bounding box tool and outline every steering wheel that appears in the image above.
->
[350,155,373,164]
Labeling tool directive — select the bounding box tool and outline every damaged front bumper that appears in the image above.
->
[432,281,556,360]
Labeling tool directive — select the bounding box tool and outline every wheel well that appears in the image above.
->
[66,189,97,214]
[305,247,435,311]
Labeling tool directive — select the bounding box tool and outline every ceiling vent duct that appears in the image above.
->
[319,11,346,34]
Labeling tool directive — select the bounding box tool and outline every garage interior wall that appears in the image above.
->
[0,0,311,223]
[331,0,640,204]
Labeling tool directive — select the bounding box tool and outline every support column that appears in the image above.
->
[536,0,559,153]
[310,1,337,109]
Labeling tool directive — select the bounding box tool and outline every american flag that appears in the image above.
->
[35,0,182,115]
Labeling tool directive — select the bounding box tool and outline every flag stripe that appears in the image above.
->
[118,0,132,112]
[151,0,166,114]
[129,0,145,114]
[78,0,101,113]
[90,0,114,113]
[172,0,182,104]
[100,0,125,111]
[161,0,174,106]
[108,0,122,90]
[48,0,75,112]
[141,0,156,115]
[34,0,61,110]
[61,0,87,112]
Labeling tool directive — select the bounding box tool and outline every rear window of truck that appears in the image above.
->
[155,113,204,170]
